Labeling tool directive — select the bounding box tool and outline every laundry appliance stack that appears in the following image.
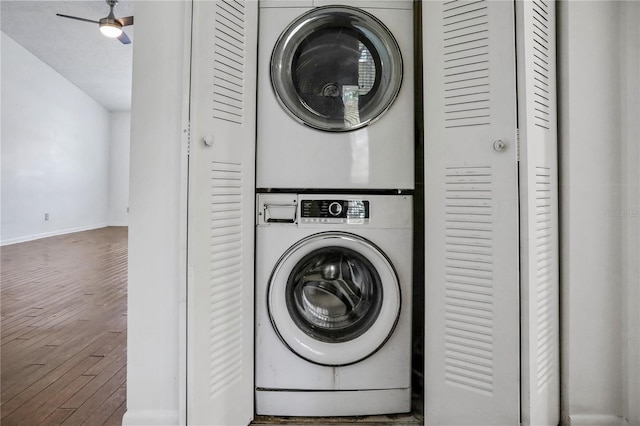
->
[254,0,415,417]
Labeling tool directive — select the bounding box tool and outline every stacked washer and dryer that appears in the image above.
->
[255,0,414,417]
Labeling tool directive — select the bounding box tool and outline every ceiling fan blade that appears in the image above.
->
[117,31,131,45]
[56,13,99,24]
[116,16,134,27]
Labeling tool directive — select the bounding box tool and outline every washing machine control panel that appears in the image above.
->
[300,199,369,224]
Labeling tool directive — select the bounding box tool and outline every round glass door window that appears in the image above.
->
[268,232,401,366]
[271,6,403,132]
[286,246,383,343]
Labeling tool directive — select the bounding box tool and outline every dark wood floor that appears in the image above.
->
[1,227,128,425]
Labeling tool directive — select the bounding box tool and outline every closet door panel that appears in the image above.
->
[187,1,258,425]
[423,1,520,424]
[516,1,560,425]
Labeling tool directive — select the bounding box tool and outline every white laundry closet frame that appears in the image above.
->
[132,0,561,425]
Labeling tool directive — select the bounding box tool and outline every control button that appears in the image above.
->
[328,202,343,216]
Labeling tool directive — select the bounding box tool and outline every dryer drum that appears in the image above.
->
[270,6,403,132]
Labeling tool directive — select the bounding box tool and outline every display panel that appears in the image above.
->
[301,200,370,220]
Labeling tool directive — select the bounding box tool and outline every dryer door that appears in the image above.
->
[271,6,403,132]
[268,232,401,366]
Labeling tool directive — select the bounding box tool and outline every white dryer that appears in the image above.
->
[257,1,414,190]
[255,193,412,416]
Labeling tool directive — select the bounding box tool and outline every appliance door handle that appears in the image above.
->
[264,203,297,223]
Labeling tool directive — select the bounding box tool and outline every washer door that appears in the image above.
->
[271,6,403,132]
[268,232,401,366]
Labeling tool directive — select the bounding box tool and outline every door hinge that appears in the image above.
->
[516,128,520,162]
[184,121,191,156]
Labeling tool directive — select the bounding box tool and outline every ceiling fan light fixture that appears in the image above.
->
[57,0,133,44]
[99,20,122,38]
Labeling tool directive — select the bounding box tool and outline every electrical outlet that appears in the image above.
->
[44,213,49,221]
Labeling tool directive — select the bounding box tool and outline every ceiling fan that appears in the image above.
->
[56,0,134,45]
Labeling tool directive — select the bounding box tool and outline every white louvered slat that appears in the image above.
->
[209,162,244,398]
[443,0,491,128]
[535,167,554,392]
[531,0,551,129]
[213,0,246,124]
[444,166,494,396]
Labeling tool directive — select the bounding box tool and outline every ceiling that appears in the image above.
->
[1,0,134,111]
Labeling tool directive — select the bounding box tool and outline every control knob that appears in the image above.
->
[328,202,343,216]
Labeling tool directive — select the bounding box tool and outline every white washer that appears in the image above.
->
[255,193,412,416]
[257,1,414,190]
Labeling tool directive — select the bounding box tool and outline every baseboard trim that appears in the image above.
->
[121,410,179,426]
[1,223,109,246]
[568,414,627,425]
[108,221,129,227]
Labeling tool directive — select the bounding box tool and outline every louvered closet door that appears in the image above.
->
[423,1,520,424]
[187,1,258,425]
[516,1,559,425]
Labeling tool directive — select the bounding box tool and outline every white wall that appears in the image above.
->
[123,1,188,425]
[109,111,131,226]
[559,1,640,425]
[1,32,111,245]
